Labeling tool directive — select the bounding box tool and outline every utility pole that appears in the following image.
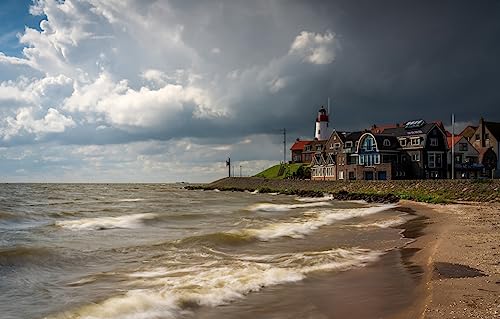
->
[282,128,286,164]
[451,114,455,180]
[226,157,231,177]
[240,165,242,177]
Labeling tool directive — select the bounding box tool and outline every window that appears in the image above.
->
[459,143,468,151]
[399,138,407,147]
[475,134,480,140]
[383,139,391,147]
[374,154,381,164]
[411,153,420,162]
[348,171,355,180]
[428,153,435,168]
[334,143,340,150]
[485,133,490,140]
[345,141,353,148]
[359,155,365,165]
[339,171,344,180]
[362,136,375,151]
[316,145,322,151]
[410,137,420,146]
[436,154,442,167]
[305,145,311,151]
[455,154,462,164]
[430,138,438,146]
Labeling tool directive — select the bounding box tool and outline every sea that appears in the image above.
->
[0,184,424,319]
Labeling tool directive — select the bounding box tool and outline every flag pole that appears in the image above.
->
[451,114,455,179]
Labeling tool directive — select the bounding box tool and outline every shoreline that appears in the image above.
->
[393,200,499,319]
[186,180,499,318]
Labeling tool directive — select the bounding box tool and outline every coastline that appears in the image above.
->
[392,201,499,319]
[188,179,499,318]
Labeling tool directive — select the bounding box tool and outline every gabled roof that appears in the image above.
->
[344,131,363,142]
[485,121,500,140]
[459,125,478,138]
[290,140,312,151]
[373,134,400,150]
[381,122,439,137]
[446,134,464,148]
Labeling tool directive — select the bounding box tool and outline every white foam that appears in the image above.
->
[349,214,408,229]
[118,198,145,202]
[55,213,157,231]
[247,201,332,212]
[245,204,397,241]
[294,195,333,202]
[51,248,380,319]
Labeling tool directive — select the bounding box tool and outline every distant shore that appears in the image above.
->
[188,177,500,203]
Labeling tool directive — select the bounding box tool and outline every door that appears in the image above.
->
[364,171,374,180]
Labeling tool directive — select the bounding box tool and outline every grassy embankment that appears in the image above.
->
[187,177,500,204]
[253,163,306,179]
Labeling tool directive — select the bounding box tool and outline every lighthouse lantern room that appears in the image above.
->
[315,107,330,140]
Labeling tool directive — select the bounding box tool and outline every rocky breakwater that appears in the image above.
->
[186,177,500,203]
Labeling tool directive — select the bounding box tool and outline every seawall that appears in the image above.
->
[192,177,500,203]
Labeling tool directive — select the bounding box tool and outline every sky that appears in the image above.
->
[1,0,500,182]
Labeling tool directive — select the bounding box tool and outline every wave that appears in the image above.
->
[354,215,408,229]
[0,246,53,266]
[55,213,158,231]
[48,248,381,319]
[117,198,145,202]
[245,204,397,241]
[247,201,332,212]
[294,195,333,202]
[168,204,397,246]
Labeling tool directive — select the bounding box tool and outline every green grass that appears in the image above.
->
[254,163,305,179]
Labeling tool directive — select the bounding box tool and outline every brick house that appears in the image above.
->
[471,118,500,177]
[446,133,481,179]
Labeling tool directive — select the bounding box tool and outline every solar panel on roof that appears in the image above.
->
[404,119,426,129]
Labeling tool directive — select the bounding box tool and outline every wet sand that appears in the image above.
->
[396,201,500,319]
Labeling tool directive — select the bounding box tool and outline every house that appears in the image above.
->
[446,133,481,179]
[381,120,448,179]
[471,118,500,177]
[352,132,401,180]
[459,125,478,142]
[290,139,312,163]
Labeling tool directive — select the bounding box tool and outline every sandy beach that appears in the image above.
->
[398,201,500,319]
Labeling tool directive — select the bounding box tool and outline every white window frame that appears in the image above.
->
[374,154,381,164]
[399,138,407,147]
[411,153,420,162]
[410,137,420,146]
[345,141,353,148]
[430,138,438,146]
[383,139,391,147]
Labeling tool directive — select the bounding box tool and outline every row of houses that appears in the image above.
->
[290,108,499,180]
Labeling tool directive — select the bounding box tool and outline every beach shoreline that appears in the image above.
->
[394,200,499,319]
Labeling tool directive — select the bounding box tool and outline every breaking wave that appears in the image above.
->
[247,201,332,212]
[172,204,397,245]
[245,204,397,241]
[48,248,381,319]
[55,213,158,231]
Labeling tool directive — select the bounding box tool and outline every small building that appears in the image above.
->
[290,139,312,163]
[471,118,500,177]
[446,133,481,179]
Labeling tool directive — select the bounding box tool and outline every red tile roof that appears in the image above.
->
[290,140,312,151]
[446,135,463,148]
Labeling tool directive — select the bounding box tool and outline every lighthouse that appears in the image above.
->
[314,107,330,140]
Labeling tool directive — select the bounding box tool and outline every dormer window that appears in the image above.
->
[383,139,391,147]
[399,138,407,147]
[410,137,420,146]
[345,141,353,148]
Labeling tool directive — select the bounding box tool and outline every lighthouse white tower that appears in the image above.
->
[314,107,330,140]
